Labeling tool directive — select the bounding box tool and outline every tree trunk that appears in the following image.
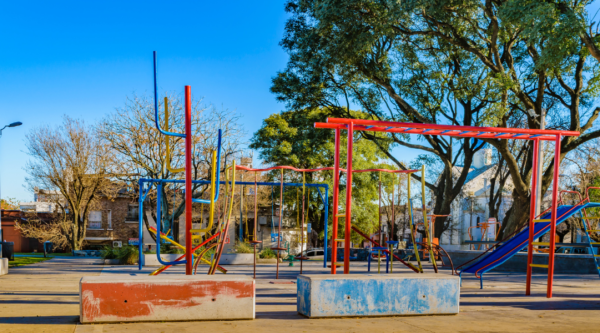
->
[498,189,530,239]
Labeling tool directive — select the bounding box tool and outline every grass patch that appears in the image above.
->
[9,256,52,268]
[234,242,254,254]
[99,246,139,264]
[15,252,73,257]
[259,248,277,259]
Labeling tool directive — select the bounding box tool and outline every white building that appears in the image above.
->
[440,147,514,251]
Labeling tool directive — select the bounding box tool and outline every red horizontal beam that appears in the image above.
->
[235,165,418,174]
[315,118,580,141]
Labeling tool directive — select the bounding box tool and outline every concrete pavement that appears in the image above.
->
[2,257,600,332]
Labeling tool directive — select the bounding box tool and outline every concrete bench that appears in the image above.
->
[297,273,459,318]
[80,275,254,323]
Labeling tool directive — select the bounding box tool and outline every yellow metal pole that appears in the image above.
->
[421,165,438,272]
[408,173,423,273]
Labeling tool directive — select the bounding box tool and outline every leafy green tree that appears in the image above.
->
[273,0,600,238]
[250,108,398,243]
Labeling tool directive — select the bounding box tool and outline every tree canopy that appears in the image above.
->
[250,107,405,242]
[272,0,600,237]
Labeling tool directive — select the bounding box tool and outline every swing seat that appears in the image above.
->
[249,240,262,244]
[295,256,310,260]
[271,247,287,251]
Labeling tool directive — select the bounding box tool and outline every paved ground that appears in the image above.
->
[2,258,600,332]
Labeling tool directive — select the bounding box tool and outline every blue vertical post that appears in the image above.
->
[138,179,144,270]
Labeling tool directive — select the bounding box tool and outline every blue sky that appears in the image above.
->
[0,2,296,201]
[2,2,599,202]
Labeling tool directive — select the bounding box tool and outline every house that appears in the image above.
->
[0,209,44,252]
[17,187,140,250]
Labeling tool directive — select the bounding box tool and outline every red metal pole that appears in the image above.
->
[392,177,395,241]
[254,172,258,279]
[344,122,354,274]
[184,86,192,275]
[331,128,341,274]
[277,168,283,279]
[526,139,539,295]
[378,174,382,244]
[547,135,561,298]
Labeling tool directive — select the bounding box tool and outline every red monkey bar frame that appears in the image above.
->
[315,118,579,298]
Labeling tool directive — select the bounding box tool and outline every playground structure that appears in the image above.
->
[232,164,429,278]
[314,117,580,298]
[134,51,231,276]
[458,187,600,286]
[468,218,501,250]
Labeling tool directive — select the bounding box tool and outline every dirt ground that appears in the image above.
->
[1,258,600,333]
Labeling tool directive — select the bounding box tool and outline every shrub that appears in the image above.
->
[259,248,277,259]
[116,245,139,265]
[234,242,254,254]
[100,246,118,260]
[161,243,184,254]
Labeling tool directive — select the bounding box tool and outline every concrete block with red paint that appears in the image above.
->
[80,275,254,323]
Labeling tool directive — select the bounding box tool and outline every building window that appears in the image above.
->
[126,204,139,221]
[89,211,102,229]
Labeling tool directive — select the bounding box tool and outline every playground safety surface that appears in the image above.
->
[2,258,600,332]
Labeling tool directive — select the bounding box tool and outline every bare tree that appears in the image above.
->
[97,94,245,243]
[22,116,116,250]
[0,198,19,210]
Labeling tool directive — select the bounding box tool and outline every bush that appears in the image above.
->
[234,242,254,254]
[100,246,118,259]
[259,248,277,259]
[193,246,216,261]
[116,245,139,265]
[161,243,184,254]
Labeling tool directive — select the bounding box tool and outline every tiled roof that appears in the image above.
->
[454,164,496,184]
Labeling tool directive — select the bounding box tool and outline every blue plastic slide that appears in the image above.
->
[460,203,600,280]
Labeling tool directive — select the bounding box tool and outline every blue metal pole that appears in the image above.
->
[138,179,144,270]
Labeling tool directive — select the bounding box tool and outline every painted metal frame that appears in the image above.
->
[137,178,329,269]
[315,117,580,298]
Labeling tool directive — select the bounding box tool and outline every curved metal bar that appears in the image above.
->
[192,129,222,204]
[164,97,185,173]
[153,51,185,138]
[155,183,186,266]
[209,160,236,275]
[235,164,418,174]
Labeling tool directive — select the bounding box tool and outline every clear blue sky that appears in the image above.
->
[2,2,599,203]
[0,1,295,201]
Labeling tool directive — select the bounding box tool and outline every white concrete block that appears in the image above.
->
[298,273,460,317]
[0,258,7,275]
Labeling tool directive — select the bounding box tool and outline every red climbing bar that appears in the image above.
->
[526,139,539,295]
[235,165,416,174]
[331,128,341,274]
[344,122,353,274]
[318,118,580,139]
[184,86,193,275]
[548,135,562,298]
